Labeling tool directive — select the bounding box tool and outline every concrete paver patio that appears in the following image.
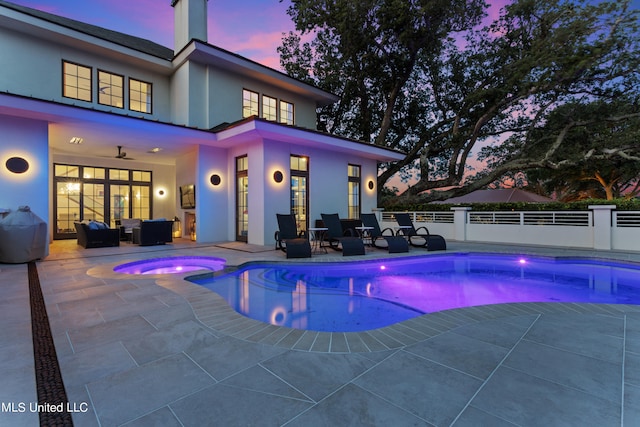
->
[2,239,640,426]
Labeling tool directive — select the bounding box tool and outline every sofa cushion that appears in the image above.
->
[88,221,109,230]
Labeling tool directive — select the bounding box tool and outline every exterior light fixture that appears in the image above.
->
[210,174,221,186]
[69,137,83,144]
[368,180,374,190]
[158,189,165,196]
[273,170,283,183]
[5,157,29,174]
[148,147,162,153]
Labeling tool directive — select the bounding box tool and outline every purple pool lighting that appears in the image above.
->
[114,256,226,275]
[191,254,640,332]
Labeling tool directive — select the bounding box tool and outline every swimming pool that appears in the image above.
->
[114,256,226,275]
[191,254,640,332]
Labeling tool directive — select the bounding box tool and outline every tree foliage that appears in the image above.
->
[517,99,640,201]
[278,0,640,201]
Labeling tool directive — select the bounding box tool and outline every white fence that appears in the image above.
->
[377,205,640,252]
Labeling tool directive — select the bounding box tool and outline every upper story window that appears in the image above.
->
[262,95,277,121]
[98,70,124,109]
[129,78,152,114]
[243,89,296,124]
[63,61,92,102]
[243,89,259,118]
[280,100,294,125]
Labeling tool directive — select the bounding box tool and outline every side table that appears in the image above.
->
[355,226,374,246]
[308,227,328,254]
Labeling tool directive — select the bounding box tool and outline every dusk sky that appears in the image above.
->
[10,0,639,71]
[10,0,298,69]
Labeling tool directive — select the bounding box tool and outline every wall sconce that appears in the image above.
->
[273,170,284,183]
[368,180,375,190]
[210,174,221,186]
[5,157,29,174]
[157,189,165,196]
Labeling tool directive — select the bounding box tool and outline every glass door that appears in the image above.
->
[290,155,309,232]
[54,181,81,238]
[291,176,307,232]
[236,156,249,242]
[131,185,150,220]
[110,184,130,227]
[53,163,152,239]
[83,183,105,222]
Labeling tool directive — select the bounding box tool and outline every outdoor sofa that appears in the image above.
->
[132,219,173,246]
[74,221,120,248]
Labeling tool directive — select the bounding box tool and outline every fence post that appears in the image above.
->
[372,207,384,223]
[451,207,471,242]
[589,205,616,250]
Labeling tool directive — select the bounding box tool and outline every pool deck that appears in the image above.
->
[2,239,640,426]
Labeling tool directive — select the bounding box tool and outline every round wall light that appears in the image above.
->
[210,174,221,186]
[5,157,29,174]
[157,189,165,196]
[273,170,284,183]
[368,180,375,190]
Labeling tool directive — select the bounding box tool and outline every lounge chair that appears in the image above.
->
[393,212,447,251]
[320,213,365,256]
[360,213,409,253]
[275,214,311,258]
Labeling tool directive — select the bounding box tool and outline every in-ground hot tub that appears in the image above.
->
[114,256,226,275]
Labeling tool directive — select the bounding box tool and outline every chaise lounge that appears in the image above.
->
[393,212,447,251]
[321,213,365,256]
[275,214,311,258]
[361,213,409,253]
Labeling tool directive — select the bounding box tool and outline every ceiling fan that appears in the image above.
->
[115,145,134,160]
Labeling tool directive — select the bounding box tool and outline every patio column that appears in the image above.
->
[589,205,616,250]
[451,207,471,242]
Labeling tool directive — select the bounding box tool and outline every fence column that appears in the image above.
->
[451,207,471,242]
[589,205,616,250]
[372,207,384,223]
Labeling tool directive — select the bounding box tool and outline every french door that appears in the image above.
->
[53,163,152,239]
[236,156,248,242]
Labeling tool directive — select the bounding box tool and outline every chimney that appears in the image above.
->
[171,0,208,54]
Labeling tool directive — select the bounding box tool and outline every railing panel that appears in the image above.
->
[615,212,640,227]
[469,211,590,226]
[382,211,454,224]
[378,209,640,251]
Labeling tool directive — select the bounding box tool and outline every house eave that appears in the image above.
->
[173,40,340,107]
[215,117,406,162]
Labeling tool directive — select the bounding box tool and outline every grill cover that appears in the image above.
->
[0,206,48,263]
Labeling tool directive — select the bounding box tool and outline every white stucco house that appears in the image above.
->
[0,0,403,251]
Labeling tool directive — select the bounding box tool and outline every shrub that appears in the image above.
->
[380,198,640,212]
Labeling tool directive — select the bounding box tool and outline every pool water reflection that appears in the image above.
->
[190,254,640,332]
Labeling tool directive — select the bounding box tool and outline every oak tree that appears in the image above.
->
[279,0,640,201]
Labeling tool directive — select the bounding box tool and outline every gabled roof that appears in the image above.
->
[0,0,174,60]
[0,1,339,103]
